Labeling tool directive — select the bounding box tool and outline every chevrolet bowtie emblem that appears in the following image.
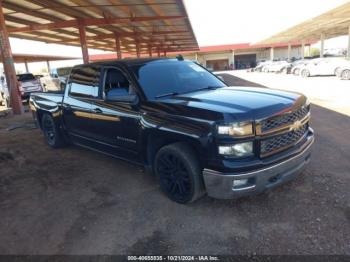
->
[290,120,303,131]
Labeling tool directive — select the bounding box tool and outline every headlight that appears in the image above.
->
[218,142,253,157]
[305,97,311,106]
[217,122,253,137]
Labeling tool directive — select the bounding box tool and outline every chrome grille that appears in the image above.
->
[261,106,309,133]
[260,124,308,156]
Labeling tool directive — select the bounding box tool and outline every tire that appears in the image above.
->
[341,69,350,80]
[293,68,300,75]
[41,113,66,148]
[281,67,288,74]
[154,142,205,204]
[301,69,310,78]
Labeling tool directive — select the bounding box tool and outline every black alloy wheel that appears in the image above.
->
[155,143,205,204]
[41,114,66,148]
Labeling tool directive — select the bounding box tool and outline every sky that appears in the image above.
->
[184,0,349,45]
[3,0,350,73]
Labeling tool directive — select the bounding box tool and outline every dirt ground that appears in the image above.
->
[0,75,349,255]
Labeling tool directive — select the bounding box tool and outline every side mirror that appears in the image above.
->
[106,88,138,104]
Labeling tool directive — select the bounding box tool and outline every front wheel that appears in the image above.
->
[154,143,205,204]
[301,69,310,78]
[341,69,350,80]
[41,114,66,148]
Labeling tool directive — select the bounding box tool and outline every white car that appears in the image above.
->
[291,59,312,75]
[265,61,291,73]
[299,57,348,77]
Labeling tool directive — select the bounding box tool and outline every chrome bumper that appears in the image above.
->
[203,134,314,199]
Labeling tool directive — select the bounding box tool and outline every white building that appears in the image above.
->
[170,42,311,71]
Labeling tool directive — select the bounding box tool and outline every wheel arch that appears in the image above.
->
[142,130,205,173]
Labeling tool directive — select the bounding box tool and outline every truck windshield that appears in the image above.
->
[131,60,226,100]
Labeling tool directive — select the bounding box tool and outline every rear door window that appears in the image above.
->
[69,66,100,98]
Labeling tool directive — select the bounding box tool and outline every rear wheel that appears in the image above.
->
[154,143,205,204]
[301,69,310,78]
[41,114,66,148]
[293,68,300,75]
[341,69,350,80]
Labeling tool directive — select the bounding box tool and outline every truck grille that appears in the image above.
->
[260,106,309,133]
[260,123,308,157]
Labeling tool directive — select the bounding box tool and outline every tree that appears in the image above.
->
[309,48,320,57]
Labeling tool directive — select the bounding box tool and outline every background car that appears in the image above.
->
[291,59,311,75]
[39,67,72,91]
[17,73,43,100]
[265,60,291,73]
[299,57,348,77]
[0,76,9,107]
[254,60,272,72]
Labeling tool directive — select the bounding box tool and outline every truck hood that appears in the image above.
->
[146,86,306,123]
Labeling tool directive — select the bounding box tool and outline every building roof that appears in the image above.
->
[0,53,79,63]
[89,41,313,61]
[2,0,199,54]
[257,2,350,44]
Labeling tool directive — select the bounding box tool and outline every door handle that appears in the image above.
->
[93,108,103,114]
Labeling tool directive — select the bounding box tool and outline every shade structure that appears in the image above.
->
[2,0,199,55]
[257,2,350,44]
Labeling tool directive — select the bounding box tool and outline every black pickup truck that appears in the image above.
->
[30,58,314,203]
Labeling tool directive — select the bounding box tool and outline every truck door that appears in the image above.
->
[89,66,141,161]
[62,65,100,144]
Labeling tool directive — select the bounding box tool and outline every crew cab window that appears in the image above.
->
[103,68,130,96]
[131,60,226,100]
[69,66,100,98]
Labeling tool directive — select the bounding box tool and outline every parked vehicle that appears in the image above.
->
[30,58,314,203]
[264,61,291,73]
[51,67,72,90]
[17,73,43,100]
[254,61,272,72]
[41,67,72,91]
[299,57,349,77]
[291,59,311,75]
[0,76,9,107]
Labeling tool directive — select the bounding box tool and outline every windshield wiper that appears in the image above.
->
[184,85,224,94]
[155,92,179,99]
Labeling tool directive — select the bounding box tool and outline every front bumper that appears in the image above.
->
[203,134,314,199]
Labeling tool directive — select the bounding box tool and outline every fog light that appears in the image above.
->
[233,179,249,188]
[232,178,256,190]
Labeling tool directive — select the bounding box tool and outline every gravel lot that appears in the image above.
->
[0,75,349,255]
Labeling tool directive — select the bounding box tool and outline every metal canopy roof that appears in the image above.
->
[258,2,350,44]
[0,53,79,62]
[2,0,199,55]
